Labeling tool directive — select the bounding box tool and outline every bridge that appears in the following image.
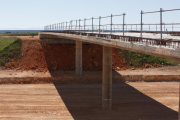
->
[41,8,180,119]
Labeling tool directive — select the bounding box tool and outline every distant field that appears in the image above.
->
[0,37,22,66]
[0,32,38,36]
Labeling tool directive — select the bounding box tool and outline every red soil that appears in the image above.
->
[9,39,128,72]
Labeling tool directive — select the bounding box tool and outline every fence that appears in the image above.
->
[44,8,180,39]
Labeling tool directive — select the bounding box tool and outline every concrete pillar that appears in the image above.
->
[102,46,112,110]
[178,83,180,120]
[76,41,82,75]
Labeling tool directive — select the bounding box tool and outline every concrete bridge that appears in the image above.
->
[39,31,180,110]
[42,8,180,119]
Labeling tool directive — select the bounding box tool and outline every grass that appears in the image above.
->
[0,32,38,36]
[0,37,22,66]
[118,48,174,67]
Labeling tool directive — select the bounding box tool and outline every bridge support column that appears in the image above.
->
[102,46,112,110]
[178,83,180,120]
[76,41,82,75]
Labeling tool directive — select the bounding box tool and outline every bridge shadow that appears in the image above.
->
[48,70,121,77]
[54,83,178,120]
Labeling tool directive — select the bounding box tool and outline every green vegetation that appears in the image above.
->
[0,32,38,36]
[0,37,22,66]
[118,49,173,67]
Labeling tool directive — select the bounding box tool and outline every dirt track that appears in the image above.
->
[0,82,179,120]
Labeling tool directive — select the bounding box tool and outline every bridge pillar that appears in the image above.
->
[178,83,180,120]
[102,46,112,110]
[75,41,82,75]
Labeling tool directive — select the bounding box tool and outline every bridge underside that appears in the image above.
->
[39,31,180,111]
[39,31,180,61]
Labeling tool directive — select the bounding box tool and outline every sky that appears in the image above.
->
[0,0,180,30]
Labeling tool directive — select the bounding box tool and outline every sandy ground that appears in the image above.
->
[0,82,179,120]
[0,36,180,119]
[0,66,180,78]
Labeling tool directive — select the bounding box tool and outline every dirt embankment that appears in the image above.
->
[5,37,128,72]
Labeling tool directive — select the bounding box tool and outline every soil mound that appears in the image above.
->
[8,39,128,72]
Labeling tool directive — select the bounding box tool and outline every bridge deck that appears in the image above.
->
[39,31,180,61]
[89,32,180,40]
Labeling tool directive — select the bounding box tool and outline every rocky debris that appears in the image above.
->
[144,64,152,68]
[5,63,12,68]
[93,61,98,67]
[116,67,120,70]
[131,68,135,70]
[5,59,19,70]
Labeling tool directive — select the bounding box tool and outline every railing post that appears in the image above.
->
[62,22,63,30]
[141,10,143,37]
[123,13,125,36]
[66,21,67,31]
[76,20,77,31]
[149,25,150,31]
[50,25,51,30]
[84,18,86,33]
[61,23,62,30]
[99,16,101,34]
[69,21,70,30]
[63,22,64,31]
[156,23,157,32]
[71,20,73,31]
[172,22,173,32]
[79,19,81,33]
[111,14,112,34]
[92,17,93,33]
[160,8,163,40]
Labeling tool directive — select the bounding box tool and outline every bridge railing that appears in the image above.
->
[44,8,180,39]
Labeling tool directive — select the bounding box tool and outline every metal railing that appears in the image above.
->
[44,8,180,38]
[141,8,180,39]
[44,13,126,34]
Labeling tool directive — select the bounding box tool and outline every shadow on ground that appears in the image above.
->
[48,70,121,77]
[54,83,177,120]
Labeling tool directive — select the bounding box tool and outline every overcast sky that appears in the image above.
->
[0,0,180,30]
